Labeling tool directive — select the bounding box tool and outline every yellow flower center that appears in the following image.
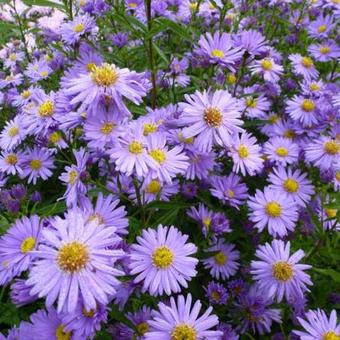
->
[171,324,197,340]
[40,71,48,77]
[74,23,85,33]
[178,132,194,144]
[226,73,236,84]
[152,246,174,269]
[317,25,327,33]
[68,170,78,185]
[268,114,279,124]
[55,325,71,340]
[320,46,330,54]
[9,53,17,61]
[86,62,96,72]
[246,97,257,108]
[146,180,162,194]
[214,251,227,265]
[30,159,42,170]
[143,123,157,136]
[57,242,89,273]
[272,261,293,281]
[336,171,340,182]
[265,201,282,217]
[309,83,320,91]
[301,99,315,112]
[203,218,211,229]
[38,100,55,117]
[283,129,296,139]
[91,63,119,87]
[261,59,273,70]
[189,2,198,11]
[128,141,144,154]
[275,147,289,157]
[137,322,149,335]
[6,154,18,165]
[324,140,340,155]
[49,131,62,144]
[20,237,36,253]
[21,90,31,99]
[204,107,222,127]
[149,149,166,164]
[211,290,221,301]
[238,144,249,158]
[82,308,95,318]
[228,189,234,198]
[88,213,104,225]
[211,49,225,58]
[325,209,337,219]
[100,122,114,135]
[301,57,314,68]
[322,331,340,340]
[283,178,299,193]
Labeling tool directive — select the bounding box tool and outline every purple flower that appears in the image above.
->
[250,57,283,83]
[251,239,312,302]
[233,30,268,56]
[203,239,240,280]
[0,116,26,151]
[248,187,299,238]
[288,54,319,81]
[145,294,222,339]
[205,281,229,304]
[308,40,340,62]
[10,279,38,307]
[129,225,198,296]
[27,209,124,313]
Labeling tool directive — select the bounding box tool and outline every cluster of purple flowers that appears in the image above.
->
[0,0,339,338]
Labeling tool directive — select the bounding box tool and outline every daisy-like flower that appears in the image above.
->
[82,193,128,235]
[0,73,23,89]
[21,147,55,185]
[248,187,299,238]
[59,148,88,208]
[187,203,214,236]
[144,294,222,339]
[0,215,41,285]
[205,281,229,305]
[209,173,248,209]
[288,54,319,81]
[203,239,240,280]
[179,89,243,152]
[0,116,26,150]
[250,57,283,83]
[308,40,340,62]
[268,167,314,207]
[228,132,264,176]
[27,209,124,313]
[251,240,312,302]
[25,58,53,83]
[305,137,340,170]
[286,95,319,126]
[129,225,198,296]
[197,31,243,69]
[126,306,153,339]
[233,29,268,56]
[60,14,95,45]
[308,15,336,39]
[294,309,340,339]
[110,126,158,178]
[146,133,189,183]
[241,89,271,119]
[263,136,299,166]
[185,146,215,180]
[0,150,24,176]
[64,62,149,110]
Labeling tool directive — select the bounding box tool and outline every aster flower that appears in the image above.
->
[263,136,299,166]
[209,173,248,209]
[248,187,299,238]
[185,146,215,180]
[205,281,229,305]
[126,306,153,339]
[20,147,55,185]
[203,239,240,280]
[10,279,38,307]
[251,239,312,302]
[27,209,124,313]
[144,294,222,339]
[308,15,335,39]
[294,309,339,339]
[241,89,271,119]
[0,150,24,176]
[0,215,41,285]
[0,73,23,89]
[235,285,281,335]
[179,89,243,152]
[187,203,214,236]
[228,132,264,176]
[228,278,247,298]
[233,29,268,56]
[305,137,340,170]
[308,40,340,62]
[0,116,26,150]
[25,58,53,83]
[197,31,243,69]
[268,167,314,207]
[286,95,319,126]
[288,54,319,81]
[217,323,239,340]
[129,225,198,296]
[250,57,283,83]
[146,132,189,183]
[61,14,95,45]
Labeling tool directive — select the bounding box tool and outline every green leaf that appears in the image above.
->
[0,302,20,326]
[35,201,66,216]
[152,42,169,64]
[313,268,340,283]
[151,18,192,41]
[145,200,191,210]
